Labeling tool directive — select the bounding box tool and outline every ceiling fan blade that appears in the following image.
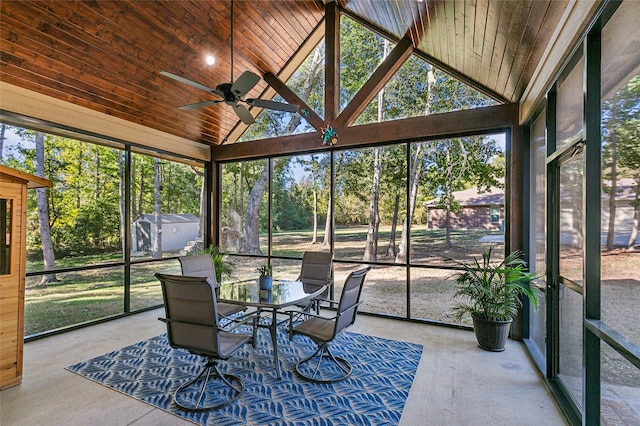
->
[231,71,260,97]
[178,100,222,111]
[246,98,298,113]
[160,71,222,96]
[232,103,255,124]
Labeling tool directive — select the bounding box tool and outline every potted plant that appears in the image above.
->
[452,248,539,352]
[257,263,273,290]
[200,245,234,283]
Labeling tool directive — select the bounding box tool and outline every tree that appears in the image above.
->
[396,144,425,263]
[240,162,268,254]
[152,158,162,258]
[425,137,504,247]
[34,132,57,284]
[363,147,381,261]
[0,123,5,160]
[602,74,640,249]
[118,151,126,256]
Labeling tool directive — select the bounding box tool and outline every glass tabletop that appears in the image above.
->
[218,279,325,309]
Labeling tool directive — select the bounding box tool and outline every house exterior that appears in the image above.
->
[132,214,200,253]
[425,186,504,231]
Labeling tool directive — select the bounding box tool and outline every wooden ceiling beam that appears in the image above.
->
[263,72,324,131]
[212,103,518,162]
[324,1,340,123]
[334,37,413,127]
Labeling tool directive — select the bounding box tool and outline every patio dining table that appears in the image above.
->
[218,279,326,380]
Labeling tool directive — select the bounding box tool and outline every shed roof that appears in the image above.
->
[135,214,199,224]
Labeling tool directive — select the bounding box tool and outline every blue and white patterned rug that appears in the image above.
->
[67,328,423,425]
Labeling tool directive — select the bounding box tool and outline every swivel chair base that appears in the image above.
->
[295,343,352,383]
[173,359,244,412]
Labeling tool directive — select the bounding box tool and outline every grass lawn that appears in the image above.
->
[24,226,504,335]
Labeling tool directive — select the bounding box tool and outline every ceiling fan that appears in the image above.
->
[160,0,297,125]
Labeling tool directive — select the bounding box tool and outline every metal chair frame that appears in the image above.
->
[289,267,370,383]
[178,255,248,328]
[156,273,251,412]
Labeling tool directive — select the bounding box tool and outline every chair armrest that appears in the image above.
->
[292,311,339,321]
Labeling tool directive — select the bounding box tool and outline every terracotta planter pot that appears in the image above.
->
[471,313,513,352]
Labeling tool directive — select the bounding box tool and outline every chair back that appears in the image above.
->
[298,251,333,296]
[333,267,370,337]
[155,273,222,357]
[179,254,218,288]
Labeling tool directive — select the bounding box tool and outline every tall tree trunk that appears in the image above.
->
[137,167,144,218]
[76,149,83,208]
[118,151,126,256]
[35,132,57,284]
[94,150,100,200]
[238,162,245,251]
[0,123,5,159]
[189,166,206,240]
[324,152,339,248]
[311,189,318,244]
[364,39,389,261]
[130,157,137,219]
[198,172,205,240]
[386,193,399,257]
[241,164,268,254]
[606,106,618,250]
[396,144,423,263]
[152,158,162,258]
[628,173,640,249]
[395,65,434,263]
[364,147,381,261]
[323,201,331,248]
[444,148,453,248]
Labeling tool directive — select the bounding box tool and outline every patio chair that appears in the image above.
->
[155,273,251,411]
[295,251,334,315]
[179,255,246,324]
[289,267,370,383]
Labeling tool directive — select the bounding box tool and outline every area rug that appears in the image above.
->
[67,328,423,425]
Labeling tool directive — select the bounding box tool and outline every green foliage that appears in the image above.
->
[452,249,539,322]
[602,74,640,183]
[197,245,235,283]
[2,128,204,260]
[340,16,384,108]
[256,262,272,277]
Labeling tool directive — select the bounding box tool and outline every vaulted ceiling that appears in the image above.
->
[0,0,568,147]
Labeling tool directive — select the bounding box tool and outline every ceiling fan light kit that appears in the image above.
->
[160,0,297,125]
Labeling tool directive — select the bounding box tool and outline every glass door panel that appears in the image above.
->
[557,147,585,409]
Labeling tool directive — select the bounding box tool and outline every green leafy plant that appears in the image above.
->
[256,263,272,277]
[198,245,235,283]
[452,248,539,322]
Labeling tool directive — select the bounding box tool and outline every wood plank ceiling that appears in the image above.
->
[0,0,567,148]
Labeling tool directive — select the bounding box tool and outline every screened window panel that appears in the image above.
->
[410,267,459,324]
[601,341,640,424]
[558,284,584,410]
[600,0,640,349]
[219,160,269,255]
[130,259,179,311]
[410,135,506,266]
[271,154,330,257]
[529,111,547,361]
[559,154,584,285]
[24,265,124,336]
[556,57,584,150]
[130,153,204,260]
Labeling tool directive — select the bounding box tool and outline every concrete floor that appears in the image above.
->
[1,309,567,426]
